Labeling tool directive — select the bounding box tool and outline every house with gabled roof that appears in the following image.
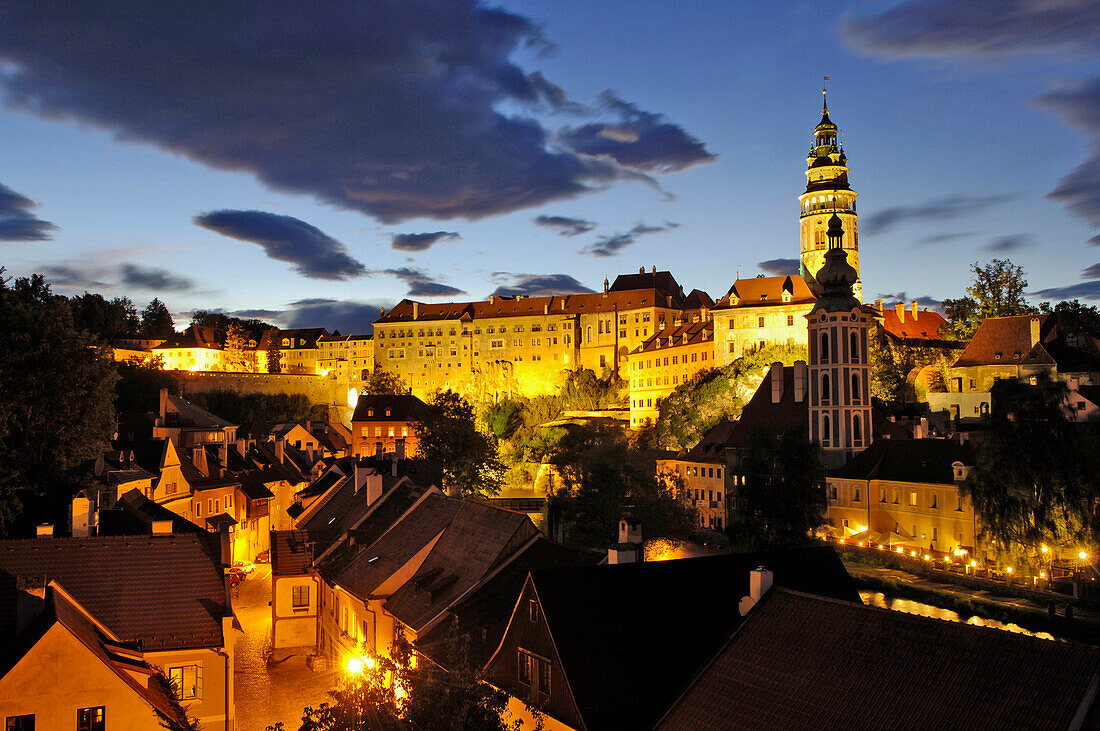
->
[0,532,234,729]
[0,583,190,730]
[350,394,429,459]
[484,547,859,731]
[656,584,1100,731]
[711,275,816,367]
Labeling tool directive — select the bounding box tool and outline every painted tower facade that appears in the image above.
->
[799,92,861,301]
[807,215,872,468]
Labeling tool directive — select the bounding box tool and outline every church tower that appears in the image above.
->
[799,88,861,301]
[807,214,872,469]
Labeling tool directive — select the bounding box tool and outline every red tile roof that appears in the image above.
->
[713,276,816,310]
[632,320,713,354]
[270,529,312,576]
[952,314,1055,368]
[657,588,1100,731]
[881,304,949,340]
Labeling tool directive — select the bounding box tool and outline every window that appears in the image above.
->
[528,599,538,623]
[850,331,859,361]
[518,651,532,685]
[821,373,831,403]
[169,664,203,700]
[852,413,862,445]
[820,332,829,362]
[77,707,105,731]
[930,493,938,509]
[851,373,861,403]
[757,316,766,328]
[909,491,918,507]
[821,414,831,445]
[787,315,794,326]
[853,488,861,503]
[5,716,34,731]
[292,584,310,608]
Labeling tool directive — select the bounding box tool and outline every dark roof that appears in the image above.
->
[0,535,227,651]
[416,538,602,669]
[270,530,313,576]
[161,391,237,430]
[523,546,858,731]
[632,320,712,355]
[297,467,345,501]
[682,288,714,309]
[0,585,185,724]
[153,324,221,351]
[830,438,972,484]
[351,394,429,423]
[608,269,682,298]
[953,314,1056,368]
[236,470,277,500]
[383,501,540,633]
[657,588,1100,731]
[278,328,329,349]
[98,490,205,537]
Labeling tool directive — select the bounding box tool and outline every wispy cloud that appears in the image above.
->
[489,273,594,297]
[1031,281,1100,301]
[916,232,974,246]
[0,182,57,241]
[279,298,390,335]
[119,264,193,291]
[390,231,461,252]
[757,258,800,276]
[581,221,679,257]
[533,215,597,237]
[862,194,1015,236]
[382,268,465,298]
[194,210,366,280]
[983,234,1032,252]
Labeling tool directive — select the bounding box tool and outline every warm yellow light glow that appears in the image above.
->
[910,550,917,557]
[895,547,903,554]
[1041,544,1049,554]
[970,560,978,567]
[923,554,931,561]
[857,542,864,547]
[394,679,407,704]
[1005,566,1013,573]
[347,387,359,408]
[347,656,364,675]
[1040,571,1047,579]
[1080,551,1089,561]
[856,524,868,533]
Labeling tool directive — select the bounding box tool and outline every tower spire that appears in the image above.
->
[822,75,830,114]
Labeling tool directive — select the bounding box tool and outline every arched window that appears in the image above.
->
[850,331,859,362]
[851,373,861,404]
[821,372,831,403]
[820,332,829,363]
[822,414,831,445]
[852,413,863,445]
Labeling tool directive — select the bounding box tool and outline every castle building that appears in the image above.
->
[711,275,816,367]
[799,91,861,302]
[627,318,713,427]
[807,215,874,468]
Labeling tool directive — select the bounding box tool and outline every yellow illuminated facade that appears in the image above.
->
[711,276,815,367]
[627,319,713,427]
[799,92,861,302]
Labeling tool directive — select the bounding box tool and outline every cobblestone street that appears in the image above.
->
[233,565,338,730]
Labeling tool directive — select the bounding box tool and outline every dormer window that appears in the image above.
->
[760,294,768,301]
[781,291,791,303]
[385,409,391,417]
[994,352,1002,360]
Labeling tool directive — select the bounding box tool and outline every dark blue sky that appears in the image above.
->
[0,0,1097,332]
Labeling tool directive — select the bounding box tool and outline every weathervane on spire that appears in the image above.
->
[822,75,830,113]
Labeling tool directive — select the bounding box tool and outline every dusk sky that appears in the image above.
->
[1,0,1098,333]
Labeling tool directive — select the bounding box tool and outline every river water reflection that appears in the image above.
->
[860,591,1054,640]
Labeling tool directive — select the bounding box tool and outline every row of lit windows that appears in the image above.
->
[632,351,707,369]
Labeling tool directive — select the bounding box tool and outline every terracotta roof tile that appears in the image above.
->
[713,276,816,310]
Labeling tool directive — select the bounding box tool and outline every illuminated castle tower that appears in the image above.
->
[807,214,872,469]
[799,87,861,302]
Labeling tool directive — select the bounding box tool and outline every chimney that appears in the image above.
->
[218,522,232,567]
[639,267,645,275]
[151,520,173,536]
[618,518,642,544]
[738,566,774,616]
[651,265,656,274]
[489,295,495,305]
[1030,316,1041,346]
[71,493,94,538]
[793,360,808,402]
[603,278,609,294]
[219,442,228,468]
[275,439,285,464]
[367,473,383,506]
[36,524,54,539]
[543,302,550,315]
[911,301,919,320]
[412,302,419,320]
[158,388,168,423]
[770,362,784,404]
[895,302,905,323]
[192,446,209,476]
[874,299,883,312]
[391,457,398,477]
[380,307,385,317]
[353,462,363,493]
[236,438,247,458]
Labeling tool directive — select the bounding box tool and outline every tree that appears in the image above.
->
[224,321,255,372]
[730,421,826,549]
[960,376,1100,563]
[140,298,175,338]
[267,328,283,374]
[270,626,526,731]
[416,390,502,498]
[1038,299,1100,337]
[868,328,904,406]
[940,259,1037,340]
[68,292,139,340]
[0,270,118,534]
[365,368,410,396]
[548,422,693,549]
[152,671,201,731]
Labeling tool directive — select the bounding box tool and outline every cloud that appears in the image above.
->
[1039,80,1100,227]
[873,291,944,310]
[582,221,679,257]
[1031,281,1100,301]
[0,2,709,223]
[489,273,594,297]
[278,298,390,335]
[556,92,717,173]
[862,194,1015,235]
[983,234,1032,252]
[382,268,465,298]
[1083,263,1100,279]
[844,0,1100,58]
[756,258,800,276]
[1091,234,1100,246]
[119,263,193,291]
[916,232,974,245]
[0,182,57,241]
[37,264,111,289]
[390,231,461,252]
[194,210,366,280]
[533,215,596,236]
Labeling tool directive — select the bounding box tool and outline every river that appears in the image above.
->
[860,591,1055,640]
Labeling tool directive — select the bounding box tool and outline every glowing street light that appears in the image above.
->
[347,656,364,675]
[1080,551,1090,561]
